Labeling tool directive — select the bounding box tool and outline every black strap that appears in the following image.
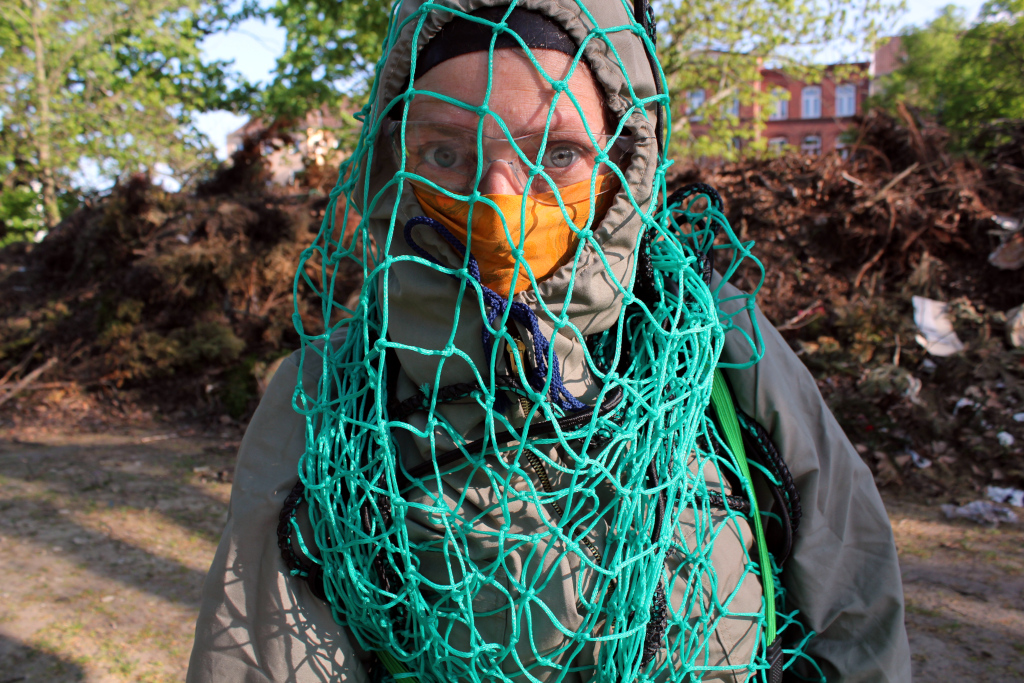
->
[277,479,327,601]
[737,410,802,535]
[766,636,785,683]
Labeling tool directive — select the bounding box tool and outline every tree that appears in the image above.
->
[656,0,904,159]
[875,1,1024,150]
[248,0,902,160]
[242,0,391,120]
[0,0,244,228]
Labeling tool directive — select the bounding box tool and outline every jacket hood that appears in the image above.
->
[349,0,664,434]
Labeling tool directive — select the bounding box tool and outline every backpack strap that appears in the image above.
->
[709,369,784,681]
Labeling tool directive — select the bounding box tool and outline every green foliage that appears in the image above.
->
[174,321,246,365]
[98,310,246,383]
[0,184,44,245]
[241,0,391,118]
[0,0,248,228]
[0,183,80,245]
[230,0,392,158]
[245,0,903,161]
[657,0,904,159]
[874,0,1024,150]
[877,5,966,112]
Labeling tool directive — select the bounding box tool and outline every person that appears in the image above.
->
[186,2,911,682]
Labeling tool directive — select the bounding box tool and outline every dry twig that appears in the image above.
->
[0,358,58,409]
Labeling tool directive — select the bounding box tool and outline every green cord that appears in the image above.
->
[710,369,777,643]
[377,650,421,682]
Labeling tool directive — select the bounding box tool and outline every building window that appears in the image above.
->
[802,86,822,119]
[768,136,787,152]
[801,134,822,156]
[768,89,788,121]
[835,84,857,117]
[687,90,706,121]
[727,97,740,118]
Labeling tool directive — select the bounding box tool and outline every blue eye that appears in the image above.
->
[426,145,461,169]
[543,145,579,169]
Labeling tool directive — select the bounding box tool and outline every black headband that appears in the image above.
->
[414,7,579,80]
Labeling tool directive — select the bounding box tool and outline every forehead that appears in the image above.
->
[407,48,606,131]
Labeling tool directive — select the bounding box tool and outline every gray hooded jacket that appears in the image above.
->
[186,1,911,681]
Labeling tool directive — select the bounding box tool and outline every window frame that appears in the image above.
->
[801,134,823,156]
[768,88,789,121]
[687,89,706,122]
[727,97,740,119]
[801,86,822,119]
[835,84,857,117]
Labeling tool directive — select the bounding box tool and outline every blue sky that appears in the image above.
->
[195,14,286,159]
[194,0,987,159]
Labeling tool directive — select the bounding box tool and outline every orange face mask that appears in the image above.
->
[412,175,618,296]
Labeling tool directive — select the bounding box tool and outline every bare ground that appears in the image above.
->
[0,427,1021,682]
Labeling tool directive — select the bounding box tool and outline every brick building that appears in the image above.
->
[689,42,901,156]
[759,64,870,155]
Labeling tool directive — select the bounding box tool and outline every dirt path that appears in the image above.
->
[0,430,1021,682]
[0,430,237,682]
[886,498,1024,680]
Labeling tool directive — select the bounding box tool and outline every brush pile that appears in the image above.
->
[0,137,357,424]
[2,108,1023,502]
[672,107,1024,501]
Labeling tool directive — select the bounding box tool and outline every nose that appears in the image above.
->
[477,160,522,195]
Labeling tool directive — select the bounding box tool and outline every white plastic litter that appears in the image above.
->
[987,486,1024,508]
[903,375,923,405]
[1007,305,1024,348]
[941,500,1019,526]
[992,215,1021,232]
[1014,412,1024,422]
[908,450,932,469]
[953,398,976,416]
[913,296,965,356]
[997,431,1015,447]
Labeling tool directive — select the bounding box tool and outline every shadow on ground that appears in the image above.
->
[0,633,86,682]
[0,438,235,605]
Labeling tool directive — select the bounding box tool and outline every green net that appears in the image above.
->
[286,2,823,681]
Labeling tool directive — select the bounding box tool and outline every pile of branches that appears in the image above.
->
[674,106,1022,319]
[4,108,1024,500]
[672,108,1024,500]
[0,140,358,419]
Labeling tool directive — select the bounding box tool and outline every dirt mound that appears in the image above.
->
[672,109,1024,502]
[0,139,359,424]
